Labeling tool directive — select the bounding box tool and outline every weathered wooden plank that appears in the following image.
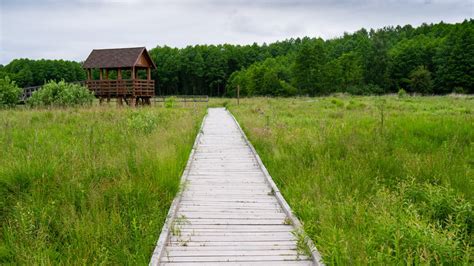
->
[161,262,312,266]
[177,209,283,214]
[169,235,296,242]
[161,255,310,262]
[185,187,271,192]
[167,240,299,247]
[179,203,281,208]
[165,249,301,257]
[185,186,270,191]
[177,225,293,231]
[165,245,297,251]
[170,232,295,238]
[182,193,273,197]
[179,197,279,202]
[177,208,282,213]
[175,212,286,219]
[176,219,287,225]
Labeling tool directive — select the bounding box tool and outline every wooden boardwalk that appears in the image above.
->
[150,108,322,265]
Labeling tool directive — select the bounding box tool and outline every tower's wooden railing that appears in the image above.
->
[86,79,155,97]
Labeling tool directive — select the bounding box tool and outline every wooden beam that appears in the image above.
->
[147,68,151,80]
[99,68,103,80]
[118,68,122,80]
[132,67,135,80]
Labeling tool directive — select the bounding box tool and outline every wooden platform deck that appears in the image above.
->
[150,108,323,265]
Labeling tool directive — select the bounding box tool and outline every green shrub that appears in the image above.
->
[164,96,176,108]
[127,111,160,135]
[409,66,433,94]
[453,87,465,94]
[398,88,407,98]
[27,80,94,107]
[222,100,230,108]
[277,80,298,96]
[0,76,21,107]
[330,98,344,107]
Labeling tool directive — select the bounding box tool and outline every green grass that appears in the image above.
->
[229,95,474,264]
[1,96,472,264]
[0,105,206,264]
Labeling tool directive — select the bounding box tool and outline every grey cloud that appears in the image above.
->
[0,0,472,64]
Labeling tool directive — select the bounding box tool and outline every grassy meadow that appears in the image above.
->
[0,104,206,264]
[229,95,473,264]
[0,96,472,265]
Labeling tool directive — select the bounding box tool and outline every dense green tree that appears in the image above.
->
[388,35,441,91]
[363,30,390,91]
[293,38,327,95]
[434,20,474,93]
[337,52,364,89]
[409,66,434,94]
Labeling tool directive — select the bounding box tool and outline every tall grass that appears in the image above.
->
[0,105,206,264]
[229,96,473,264]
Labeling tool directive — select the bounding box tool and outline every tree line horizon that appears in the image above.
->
[1,19,472,96]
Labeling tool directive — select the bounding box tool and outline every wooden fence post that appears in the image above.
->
[237,85,240,105]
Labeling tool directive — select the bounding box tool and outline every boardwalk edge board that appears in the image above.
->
[227,109,324,266]
[149,111,209,266]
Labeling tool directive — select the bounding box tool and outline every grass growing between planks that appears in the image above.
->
[0,105,206,264]
[229,95,473,265]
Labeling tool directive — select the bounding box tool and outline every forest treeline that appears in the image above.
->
[0,59,86,88]
[1,20,472,95]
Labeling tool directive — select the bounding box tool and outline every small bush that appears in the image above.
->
[165,96,176,108]
[278,81,298,96]
[453,87,465,94]
[222,100,230,108]
[127,111,159,135]
[409,66,433,94]
[398,88,407,98]
[330,98,344,107]
[0,77,21,107]
[27,80,94,107]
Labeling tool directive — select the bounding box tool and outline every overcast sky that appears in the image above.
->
[0,0,472,64]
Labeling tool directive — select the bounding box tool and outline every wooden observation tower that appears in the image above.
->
[83,47,156,105]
